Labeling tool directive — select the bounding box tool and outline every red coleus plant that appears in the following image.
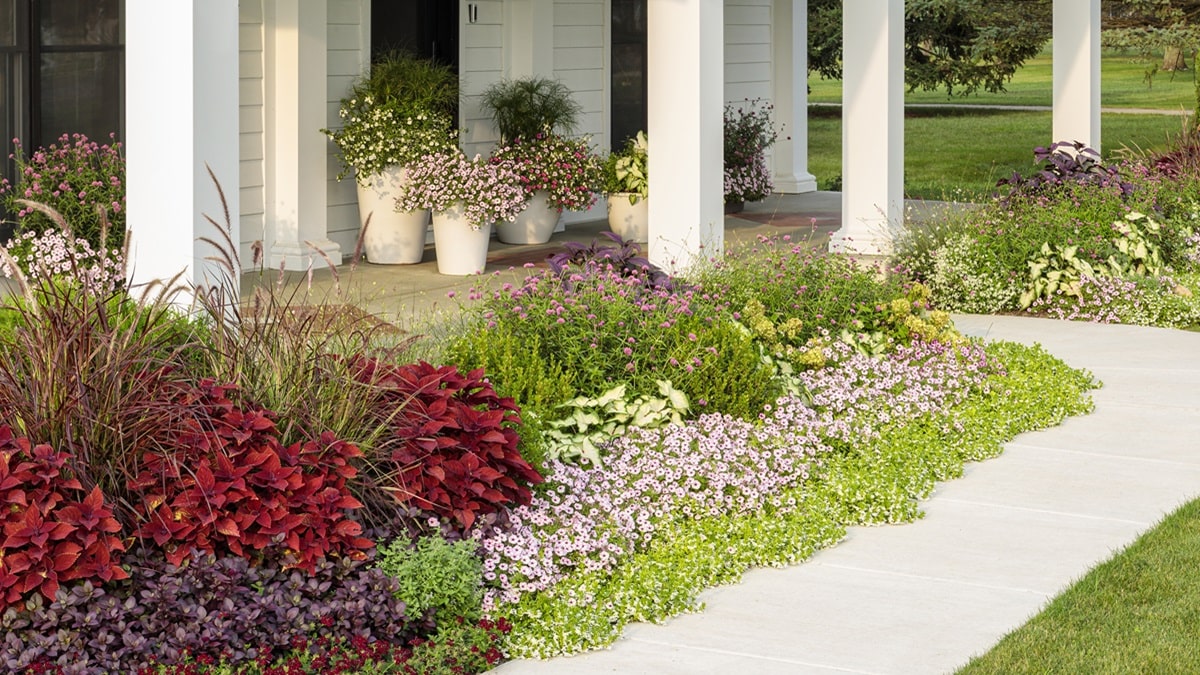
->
[348,358,542,531]
[0,425,127,609]
[128,380,373,571]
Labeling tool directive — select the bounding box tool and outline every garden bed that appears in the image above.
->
[0,214,1100,673]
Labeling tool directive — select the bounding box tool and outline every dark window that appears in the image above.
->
[611,0,645,151]
[0,0,124,188]
[371,0,458,68]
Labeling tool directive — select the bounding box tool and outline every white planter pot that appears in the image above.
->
[607,193,649,243]
[496,190,561,244]
[432,203,492,275]
[355,166,430,264]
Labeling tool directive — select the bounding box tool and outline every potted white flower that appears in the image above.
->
[396,151,527,275]
[602,131,649,243]
[324,52,459,264]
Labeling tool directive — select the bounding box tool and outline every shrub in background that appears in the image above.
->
[0,133,125,252]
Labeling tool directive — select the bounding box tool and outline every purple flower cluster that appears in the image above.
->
[0,133,125,251]
[475,340,996,613]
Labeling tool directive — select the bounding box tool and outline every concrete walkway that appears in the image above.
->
[493,315,1200,674]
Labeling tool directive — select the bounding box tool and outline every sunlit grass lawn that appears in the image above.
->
[808,50,1196,110]
[958,497,1200,674]
[807,107,1184,200]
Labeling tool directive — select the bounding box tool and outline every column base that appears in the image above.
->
[269,239,344,271]
[774,172,819,194]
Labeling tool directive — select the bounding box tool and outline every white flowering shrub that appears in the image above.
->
[927,233,1019,313]
[1,228,124,294]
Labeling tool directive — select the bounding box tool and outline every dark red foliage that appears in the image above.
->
[349,358,542,531]
[128,380,373,571]
[0,426,126,610]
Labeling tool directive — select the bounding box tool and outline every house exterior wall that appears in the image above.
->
[724,0,772,104]
[461,0,505,159]
[554,0,605,144]
[325,0,371,257]
[239,1,266,265]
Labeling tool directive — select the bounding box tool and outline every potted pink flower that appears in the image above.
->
[396,150,526,275]
[488,132,602,244]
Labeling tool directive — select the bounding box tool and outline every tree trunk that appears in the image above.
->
[1163,44,1189,71]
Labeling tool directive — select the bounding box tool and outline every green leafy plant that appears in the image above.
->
[479,76,582,143]
[377,535,483,627]
[543,380,690,466]
[1107,211,1165,277]
[602,131,648,202]
[1019,242,1103,310]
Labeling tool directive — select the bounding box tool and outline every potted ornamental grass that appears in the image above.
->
[488,131,602,244]
[723,98,781,212]
[324,51,459,264]
[602,131,649,243]
[479,77,593,244]
[396,151,526,275]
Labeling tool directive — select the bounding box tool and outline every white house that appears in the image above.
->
[119,0,1101,289]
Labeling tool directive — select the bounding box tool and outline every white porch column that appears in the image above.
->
[833,0,903,256]
[772,0,817,193]
[126,1,239,291]
[507,0,554,79]
[267,0,341,270]
[1053,0,1102,151]
[647,0,724,271]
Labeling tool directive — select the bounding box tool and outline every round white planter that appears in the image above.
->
[432,202,492,275]
[355,166,429,264]
[496,190,561,244]
[607,193,649,243]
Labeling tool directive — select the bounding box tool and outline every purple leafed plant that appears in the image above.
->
[1,550,414,674]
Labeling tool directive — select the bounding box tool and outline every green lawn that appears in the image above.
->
[808,50,1197,110]
[959,497,1200,674]
[808,108,1185,200]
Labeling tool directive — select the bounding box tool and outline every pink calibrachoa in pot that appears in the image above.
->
[488,132,603,212]
[396,150,527,229]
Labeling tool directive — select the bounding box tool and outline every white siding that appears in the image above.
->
[326,0,370,257]
[239,0,265,266]
[460,0,506,159]
[724,0,772,104]
[555,0,605,146]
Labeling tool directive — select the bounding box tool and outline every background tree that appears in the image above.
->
[809,0,1052,96]
[1103,0,1200,71]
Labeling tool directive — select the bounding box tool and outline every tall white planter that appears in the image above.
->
[432,202,492,275]
[355,166,430,264]
[607,193,649,243]
[496,190,561,244]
